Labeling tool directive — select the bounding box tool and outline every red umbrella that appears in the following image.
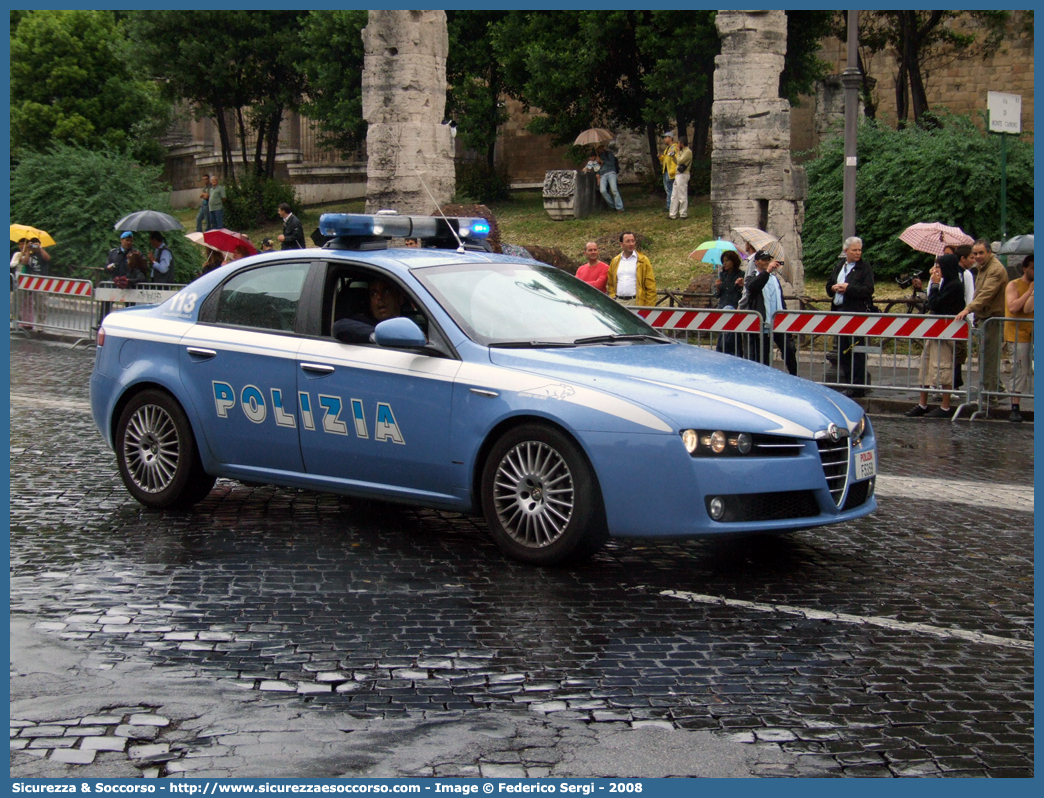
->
[898,223,973,256]
[202,228,258,256]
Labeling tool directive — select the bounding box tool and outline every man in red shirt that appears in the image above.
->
[575,241,609,293]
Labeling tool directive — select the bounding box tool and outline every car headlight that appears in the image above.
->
[705,430,727,453]
[851,415,868,446]
[682,429,699,454]
[681,429,757,456]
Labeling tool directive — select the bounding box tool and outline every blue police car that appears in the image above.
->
[90,212,876,565]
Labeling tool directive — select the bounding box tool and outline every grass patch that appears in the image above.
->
[190,183,910,300]
[489,185,716,291]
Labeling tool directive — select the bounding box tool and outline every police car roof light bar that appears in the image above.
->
[319,212,490,251]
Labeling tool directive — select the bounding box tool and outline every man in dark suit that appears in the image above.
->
[826,236,876,397]
[277,203,306,250]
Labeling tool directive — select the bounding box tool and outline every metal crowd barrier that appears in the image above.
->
[10,274,97,347]
[771,309,974,415]
[633,306,763,358]
[10,277,184,346]
[971,316,1034,419]
[630,305,1033,421]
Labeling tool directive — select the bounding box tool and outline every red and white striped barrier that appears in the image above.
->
[772,310,969,340]
[636,308,761,333]
[16,274,93,298]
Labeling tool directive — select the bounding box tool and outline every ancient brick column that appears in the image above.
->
[712,10,806,295]
[362,10,455,214]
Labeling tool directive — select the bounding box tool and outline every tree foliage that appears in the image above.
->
[838,11,1009,126]
[495,11,832,176]
[299,10,368,155]
[446,11,510,172]
[10,10,170,164]
[495,11,660,172]
[128,11,308,181]
[10,145,199,283]
[803,114,1034,279]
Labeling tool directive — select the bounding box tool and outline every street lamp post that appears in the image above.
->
[841,10,860,242]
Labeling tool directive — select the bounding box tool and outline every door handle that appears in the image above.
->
[186,347,216,360]
[300,362,335,375]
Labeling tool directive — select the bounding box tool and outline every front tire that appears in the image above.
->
[115,389,215,509]
[481,424,607,565]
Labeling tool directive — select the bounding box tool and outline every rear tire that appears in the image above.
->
[481,424,607,565]
[115,389,215,509]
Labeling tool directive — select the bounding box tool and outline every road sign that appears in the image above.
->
[987,92,1022,134]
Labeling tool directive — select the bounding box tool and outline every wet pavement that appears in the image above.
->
[9,338,1034,778]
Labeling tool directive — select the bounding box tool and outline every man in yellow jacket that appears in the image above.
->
[659,132,677,214]
[607,232,657,307]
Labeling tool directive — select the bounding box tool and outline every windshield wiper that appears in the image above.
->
[573,333,669,345]
[489,340,577,348]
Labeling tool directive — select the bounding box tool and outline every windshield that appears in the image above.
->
[416,262,665,346]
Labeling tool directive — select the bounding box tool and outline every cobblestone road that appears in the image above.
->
[10,339,1034,777]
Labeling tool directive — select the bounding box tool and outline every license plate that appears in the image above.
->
[856,449,876,480]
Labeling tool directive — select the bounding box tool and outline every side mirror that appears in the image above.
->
[373,316,427,348]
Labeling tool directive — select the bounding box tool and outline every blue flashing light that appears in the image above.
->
[466,219,491,238]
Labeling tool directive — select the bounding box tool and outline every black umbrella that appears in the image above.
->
[114,210,184,232]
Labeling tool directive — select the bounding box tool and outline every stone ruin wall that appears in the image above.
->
[816,10,1034,140]
[711,10,806,296]
[362,10,455,214]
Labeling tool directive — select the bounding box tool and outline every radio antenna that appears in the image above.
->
[411,172,466,254]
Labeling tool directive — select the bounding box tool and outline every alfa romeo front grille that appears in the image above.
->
[750,433,805,457]
[817,437,850,507]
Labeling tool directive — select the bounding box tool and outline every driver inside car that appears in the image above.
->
[333,277,406,344]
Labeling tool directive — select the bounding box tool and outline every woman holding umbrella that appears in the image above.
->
[200,248,224,277]
[905,254,966,418]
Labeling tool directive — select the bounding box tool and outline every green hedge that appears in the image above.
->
[10,144,199,283]
[803,113,1034,279]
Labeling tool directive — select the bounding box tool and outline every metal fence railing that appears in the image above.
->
[971,316,1034,420]
[770,310,974,414]
[631,305,1030,422]
[10,275,97,346]
[633,306,763,359]
[11,277,184,347]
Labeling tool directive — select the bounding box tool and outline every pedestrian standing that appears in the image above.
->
[196,173,210,232]
[659,132,677,214]
[277,203,306,250]
[668,136,692,220]
[905,255,966,417]
[714,249,745,356]
[745,250,797,374]
[607,232,656,307]
[12,237,52,329]
[826,236,875,397]
[207,175,227,230]
[575,242,609,293]
[955,240,1008,395]
[1003,253,1033,422]
[148,233,173,283]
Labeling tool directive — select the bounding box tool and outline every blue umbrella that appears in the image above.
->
[688,239,739,266]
